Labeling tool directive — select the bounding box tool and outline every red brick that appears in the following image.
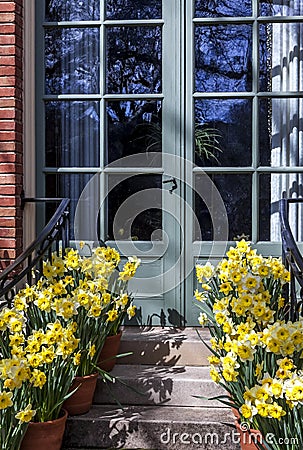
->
[0,227,16,237]
[0,45,16,55]
[0,34,15,44]
[0,174,21,184]
[0,153,17,163]
[0,162,21,173]
[0,250,16,260]
[0,3,16,12]
[0,120,22,132]
[0,12,15,22]
[0,24,15,33]
[0,108,16,119]
[0,98,15,107]
[0,66,16,76]
[0,196,18,207]
[0,130,16,140]
[0,185,17,195]
[0,120,15,130]
[0,142,16,151]
[0,55,15,65]
[0,86,15,96]
[0,238,20,248]
[0,217,20,227]
[0,75,16,85]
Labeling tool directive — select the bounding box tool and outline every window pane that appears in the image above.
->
[45,101,100,168]
[260,22,303,92]
[195,0,252,17]
[45,173,98,240]
[259,98,303,167]
[106,100,162,165]
[260,1,303,16]
[106,0,161,19]
[195,174,252,241]
[107,175,162,241]
[45,0,100,21]
[45,28,100,94]
[260,173,303,241]
[195,25,252,92]
[195,99,252,167]
[106,26,162,94]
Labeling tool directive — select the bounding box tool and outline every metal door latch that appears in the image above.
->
[163,177,178,194]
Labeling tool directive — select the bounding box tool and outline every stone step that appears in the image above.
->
[117,327,211,366]
[62,405,240,450]
[95,365,225,407]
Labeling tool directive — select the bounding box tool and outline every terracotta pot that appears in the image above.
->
[20,409,67,450]
[235,420,263,450]
[63,372,98,416]
[98,330,122,372]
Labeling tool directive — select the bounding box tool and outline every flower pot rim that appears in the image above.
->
[29,408,68,426]
[74,372,99,381]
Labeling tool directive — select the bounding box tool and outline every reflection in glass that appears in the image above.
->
[259,174,272,241]
[107,175,162,241]
[259,24,271,92]
[260,98,303,167]
[106,100,162,164]
[45,28,100,94]
[195,0,252,17]
[259,98,271,166]
[45,102,100,168]
[106,0,161,20]
[106,27,162,94]
[195,174,252,241]
[45,0,100,21]
[195,99,252,167]
[260,0,303,16]
[195,25,252,92]
[45,173,97,240]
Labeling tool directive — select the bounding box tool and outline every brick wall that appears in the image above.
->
[0,0,23,270]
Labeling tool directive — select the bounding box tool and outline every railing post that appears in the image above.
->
[0,198,70,307]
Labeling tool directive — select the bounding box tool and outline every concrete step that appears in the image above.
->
[95,365,225,407]
[118,327,211,366]
[62,405,240,450]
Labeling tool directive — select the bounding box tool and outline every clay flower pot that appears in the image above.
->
[63,372,98,416]
[235,420,263,450]
[98,330,122,372]
[20,409,68,450]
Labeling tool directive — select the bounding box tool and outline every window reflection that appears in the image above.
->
[195,174,252,241]
[107,100,162,165]
[45,173,97,240]
[195,99,252,167]
[45,101,100,168]
[45,28,100,95]
[195,0,252,18]
[195,25,252,92]
[106,0,161,20]
[45,0,100,21]
[106,26,162,94]
[107,175,162,241]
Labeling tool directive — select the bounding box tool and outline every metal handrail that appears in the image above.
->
[279,198,303,321]
[0,198,70,307]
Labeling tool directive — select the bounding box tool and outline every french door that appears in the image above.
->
[35,0,303,325]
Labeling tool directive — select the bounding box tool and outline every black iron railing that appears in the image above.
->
[0,198,70,308]
[279,198,303,321]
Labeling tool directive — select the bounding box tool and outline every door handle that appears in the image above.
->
[163,177,178,194]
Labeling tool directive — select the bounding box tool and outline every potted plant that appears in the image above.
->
[0,306,79,450]
[194,240,300,450]
[14,244,140,415]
